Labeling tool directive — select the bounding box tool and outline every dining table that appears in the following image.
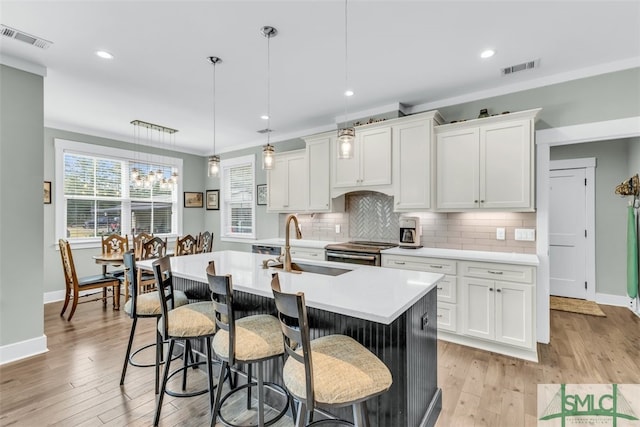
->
[92,252,128,303]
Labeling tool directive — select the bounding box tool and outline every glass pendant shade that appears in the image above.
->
[337,127,355,159]
[170,171,179,184]
[208,155,220,177]
[262,144,275,170]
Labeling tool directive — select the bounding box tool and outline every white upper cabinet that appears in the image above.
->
[305,133,332,212]
[267,149,307,212]
[332,125,392,194]
[393,111,442,211]
[435,108,541,211]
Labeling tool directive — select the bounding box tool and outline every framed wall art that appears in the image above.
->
[184,191,203,208]
[257,184,267,206]
[44,181,51,204]
[206,189,220,210]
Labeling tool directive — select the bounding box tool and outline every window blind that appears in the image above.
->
[221,156,255,238]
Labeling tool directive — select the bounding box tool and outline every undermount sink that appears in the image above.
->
[269,262,352,276]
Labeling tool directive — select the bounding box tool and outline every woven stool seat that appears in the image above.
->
[124,290,188,316]
[160,301,217,337]
[283,334,392,405]
[212,314,284,362]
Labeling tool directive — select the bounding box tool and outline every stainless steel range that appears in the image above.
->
[324,241,398,266]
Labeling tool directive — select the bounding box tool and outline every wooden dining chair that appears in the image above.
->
[138,237,167,293]
[175,234,198,256]
[197,231,213,253]
[133,232,154,259]
[101,233,130,255]
[58,239,121,321]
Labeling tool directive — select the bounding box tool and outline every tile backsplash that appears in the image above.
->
[279,192,536,254]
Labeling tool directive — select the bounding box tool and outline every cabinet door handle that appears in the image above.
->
[496,288,502,292]
[430,264,443,269]
[489,287,494,292]
[437,314,443,318]
[474,200,479,203]
[437,287,443,290]
[394,261,406,265]
[480,200,485,203]
[488,270,504,275]
[310,253,318,257]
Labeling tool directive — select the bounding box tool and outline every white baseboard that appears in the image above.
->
[595,292,634,308]
[0,335,48,365]
[44,289,114,304]
[44,290,66,304]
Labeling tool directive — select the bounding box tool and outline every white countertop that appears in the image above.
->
[252,238,332,249]
[138,250,443,325]
[382,247,539,266]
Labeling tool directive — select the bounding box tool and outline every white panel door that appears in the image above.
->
[549,168,587,299]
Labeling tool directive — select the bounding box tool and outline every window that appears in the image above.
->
[55,139,182,245]
[220,155,255,239]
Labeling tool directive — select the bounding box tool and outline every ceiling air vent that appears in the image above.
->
[501,59,539,76]
[0,24,52,49]
[256,128,273,134]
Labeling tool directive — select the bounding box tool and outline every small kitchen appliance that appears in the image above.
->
[399,216,422,249]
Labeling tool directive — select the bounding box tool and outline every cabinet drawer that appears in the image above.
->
[289,247,325,261]
[436,275,457,304]
[462,261,533,284]
[382,255,456,275]
[437,302,457,332]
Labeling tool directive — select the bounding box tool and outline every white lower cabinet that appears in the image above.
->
[382,255,457,332]
[461,261,534,350]
[382,254,537,361]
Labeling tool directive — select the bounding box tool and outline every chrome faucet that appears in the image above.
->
[283,214,302,272]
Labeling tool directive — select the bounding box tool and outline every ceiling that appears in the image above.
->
[1,1,639,156]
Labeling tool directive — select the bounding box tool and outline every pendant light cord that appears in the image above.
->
[343,0,349,126]
[267,30,271,145]
[212,59,217,156]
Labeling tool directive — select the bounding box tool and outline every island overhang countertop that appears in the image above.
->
[137,250,443,325]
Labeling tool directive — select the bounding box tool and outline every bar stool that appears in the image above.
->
[206,263,290,427]
[119,251,188,394]
[270,273,393,426]
[152,255,218,426]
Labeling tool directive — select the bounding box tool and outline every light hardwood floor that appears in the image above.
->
[1,300,639,426]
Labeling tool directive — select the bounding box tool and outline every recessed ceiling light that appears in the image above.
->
[344,90,354,97]
[260,115,269,120]
[95,50,114,59]
[480,49,495,59]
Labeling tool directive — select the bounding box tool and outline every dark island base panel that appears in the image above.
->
[177,278,441,427]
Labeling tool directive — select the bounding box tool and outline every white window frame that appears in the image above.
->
[220,154,256,240]
[54,138,183,249]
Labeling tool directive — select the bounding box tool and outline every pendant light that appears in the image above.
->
[261,25,277,170]
[337,0,354,159]
[207,56,222,177]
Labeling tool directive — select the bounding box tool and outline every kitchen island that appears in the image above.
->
[138,250,443,427]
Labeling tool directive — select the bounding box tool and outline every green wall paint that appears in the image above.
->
[1,65,45,348]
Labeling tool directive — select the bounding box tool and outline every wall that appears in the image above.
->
[550,138,639,296]
[0,65,45,357]
[42,128,206,295]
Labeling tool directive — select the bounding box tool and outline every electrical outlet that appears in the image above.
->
[515,228,536,241]
[496,227,505,240]
[335,224,341,234]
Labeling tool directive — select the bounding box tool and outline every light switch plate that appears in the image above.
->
[335,224,341,234]
[496,227,505,240]
[515,228,536,241]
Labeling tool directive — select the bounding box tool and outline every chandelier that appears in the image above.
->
[130,119,179,189]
